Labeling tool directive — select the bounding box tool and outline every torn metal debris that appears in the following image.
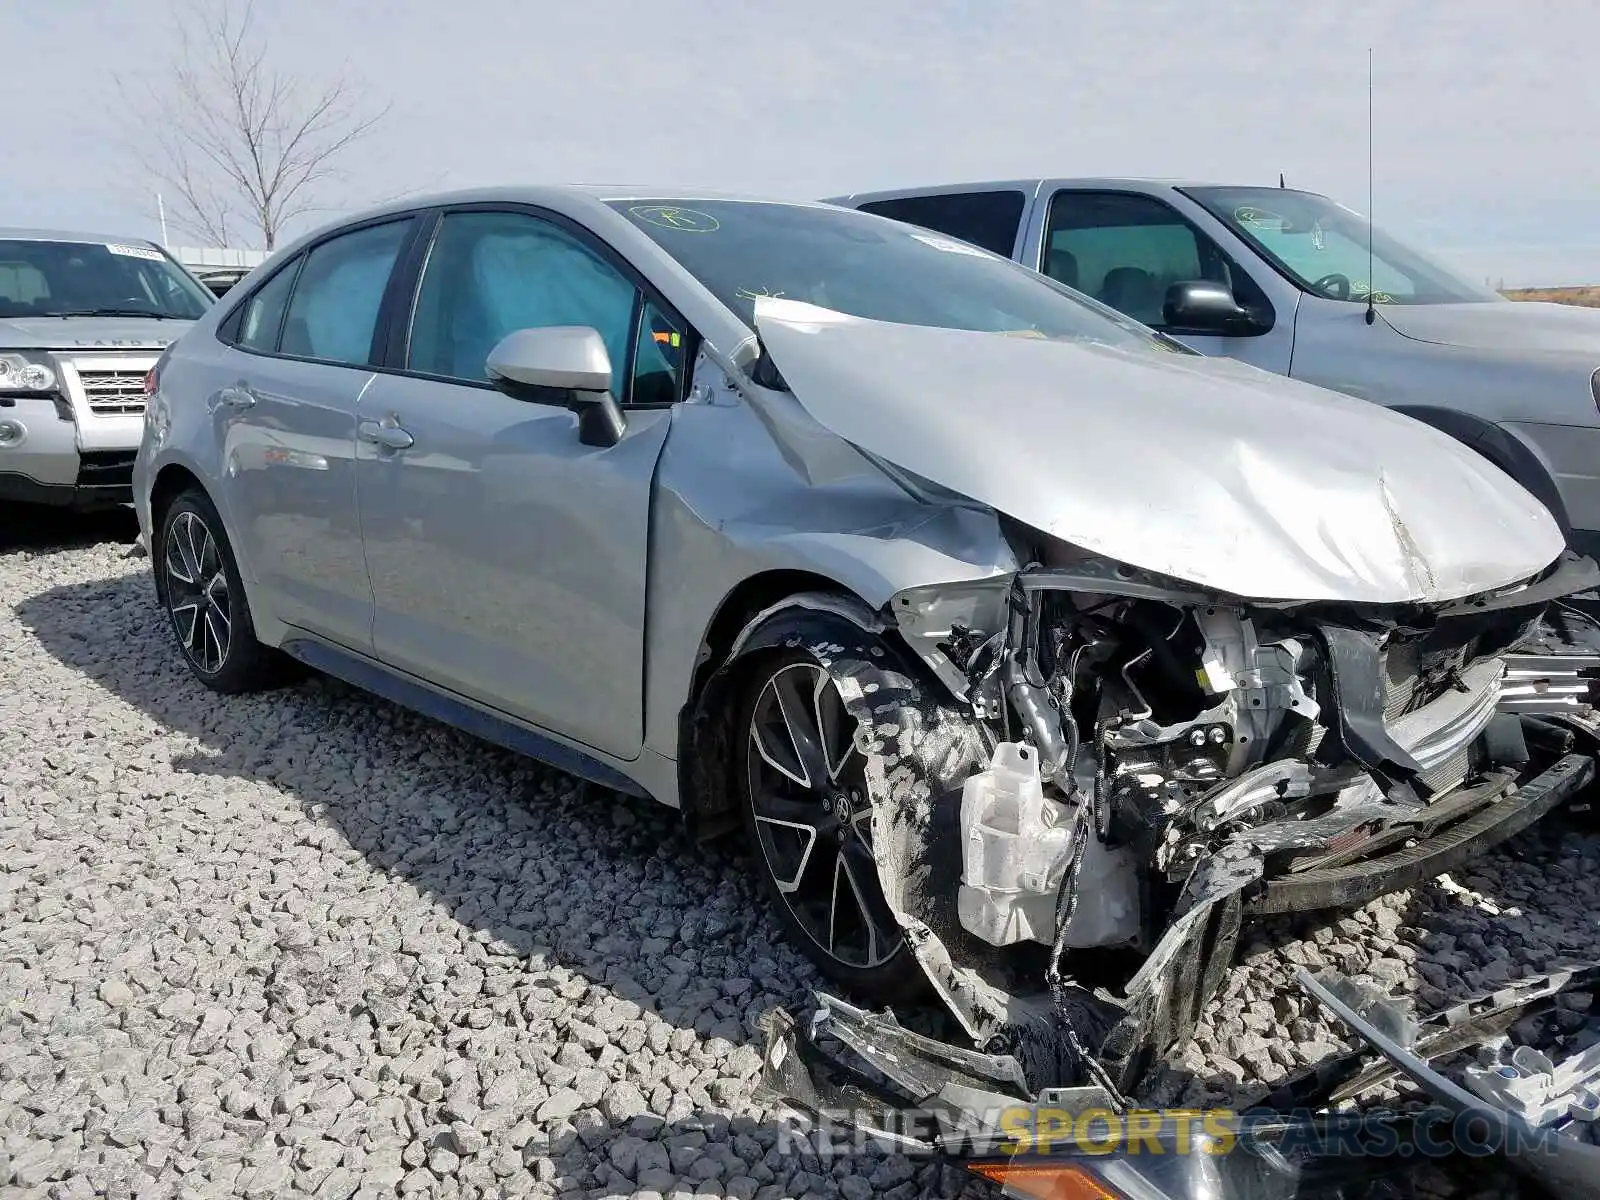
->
[1294,963,1600,1196]
[752,550,1600,1120]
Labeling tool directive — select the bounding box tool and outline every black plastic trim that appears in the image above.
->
[279,636,650,799]
[0,469,130,508]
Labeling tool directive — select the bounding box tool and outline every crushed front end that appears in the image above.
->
[761,544,1600,1126]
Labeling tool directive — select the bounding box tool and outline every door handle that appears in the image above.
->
[217,383,256,410]
[359,416,415,451]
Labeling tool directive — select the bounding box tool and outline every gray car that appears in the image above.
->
[827,179,1600,560]
[0,228,211,509]
[133,187,1600,1095]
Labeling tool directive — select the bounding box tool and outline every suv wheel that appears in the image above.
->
[157,489,284,693]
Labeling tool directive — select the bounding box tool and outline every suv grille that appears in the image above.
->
[78,368,148,416]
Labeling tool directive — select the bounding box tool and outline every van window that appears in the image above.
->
[855,191,1027,258]
[1045,191,1273,331]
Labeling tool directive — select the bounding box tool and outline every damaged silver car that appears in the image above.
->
[135,188,1600,1106]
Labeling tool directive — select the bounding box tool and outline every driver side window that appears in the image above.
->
[410,211,650,397]
[1044,191,1272,332]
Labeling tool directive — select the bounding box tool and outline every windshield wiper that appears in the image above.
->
[42,308,181,320]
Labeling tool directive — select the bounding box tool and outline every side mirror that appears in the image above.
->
[1162,280,1256,334]
[486,326,626,447]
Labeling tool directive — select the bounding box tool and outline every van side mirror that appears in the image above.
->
[1162,280,1259,335]
[486,326,626,447]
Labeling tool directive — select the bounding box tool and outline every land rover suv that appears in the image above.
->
[0,228,211,510]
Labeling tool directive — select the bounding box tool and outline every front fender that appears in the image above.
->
[642,394,1017,765]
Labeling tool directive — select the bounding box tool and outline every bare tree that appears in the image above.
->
[124,0,388,249]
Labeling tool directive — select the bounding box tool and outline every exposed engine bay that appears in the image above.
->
[756,539,1600,1121]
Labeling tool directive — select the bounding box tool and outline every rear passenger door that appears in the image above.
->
[855,190,1028,258]
[213,216,416,649]
[1040,190,1293,373]
[355,206,689,760]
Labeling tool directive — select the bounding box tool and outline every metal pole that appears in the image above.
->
[157,193,170,247]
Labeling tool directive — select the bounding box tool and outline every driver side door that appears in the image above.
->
[354,207,689,761]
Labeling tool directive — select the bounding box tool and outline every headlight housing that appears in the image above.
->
[0,351,58,395]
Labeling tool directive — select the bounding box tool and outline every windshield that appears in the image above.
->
[606,199,1180,353]
[1182,187,1499,306]
[0,239,213,320]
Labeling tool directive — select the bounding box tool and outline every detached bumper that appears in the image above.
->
[760,743,1598,1117]
[1292,963,1600,1196]
[1251,751,1594,914]
[756,995,1472,1197]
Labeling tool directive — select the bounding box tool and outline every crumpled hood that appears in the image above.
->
[0,316,188,351]
[752,299,1565,604]
[1379,299,1600,356]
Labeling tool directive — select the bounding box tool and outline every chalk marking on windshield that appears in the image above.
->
[629,206,720,233]
[1233,206,1284,229]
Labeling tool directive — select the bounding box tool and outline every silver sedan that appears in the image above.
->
[134,186,1600,1098]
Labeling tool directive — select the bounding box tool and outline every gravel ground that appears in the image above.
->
[3,511,1596,1199]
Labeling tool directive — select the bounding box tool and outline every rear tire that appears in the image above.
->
[156,488,286,694]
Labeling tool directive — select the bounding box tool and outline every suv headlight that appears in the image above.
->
[0,351,58,395]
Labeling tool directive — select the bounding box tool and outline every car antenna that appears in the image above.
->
[1278,172,1286,188]
[1365,48,1376,326]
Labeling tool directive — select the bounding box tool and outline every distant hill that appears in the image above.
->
[1503,286,1600,307]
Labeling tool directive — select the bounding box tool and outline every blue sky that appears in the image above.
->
[3,0,1595,286]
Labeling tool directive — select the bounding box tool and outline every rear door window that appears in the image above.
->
[235,258,301,353]
[280,220,411,367]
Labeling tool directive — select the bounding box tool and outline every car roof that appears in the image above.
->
[208,185,860,369]
[822,178,1300,205]
[326,184,846,229]
[0,226,165,247]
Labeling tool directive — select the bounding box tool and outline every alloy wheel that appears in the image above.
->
[745,661,899,969]
[164,509,232,674]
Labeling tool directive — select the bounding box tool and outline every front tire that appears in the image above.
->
[736,648,926,1003]
[156,489,283,693]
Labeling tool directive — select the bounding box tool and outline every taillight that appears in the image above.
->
[145,346,173,397]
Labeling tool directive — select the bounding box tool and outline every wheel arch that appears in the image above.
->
[148,463,210,599]
[150,461,208,530]
[675,569,892,841]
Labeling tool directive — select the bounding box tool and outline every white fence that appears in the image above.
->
[169,245,270,272]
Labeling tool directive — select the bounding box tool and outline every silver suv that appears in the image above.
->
[0,229,211,510]
[134,187,1600,1096]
